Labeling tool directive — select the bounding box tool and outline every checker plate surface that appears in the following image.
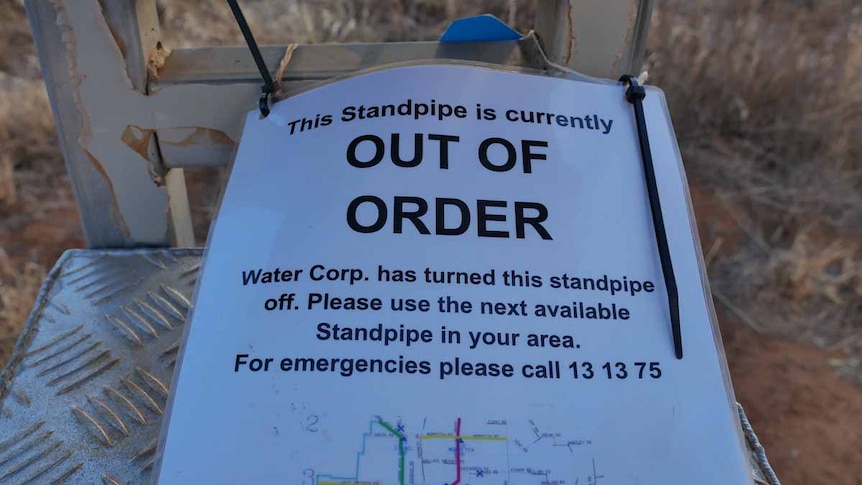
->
[0,249,200,484]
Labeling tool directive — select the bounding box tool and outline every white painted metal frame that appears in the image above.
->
[535,0,654,78]
[25,0,653,248]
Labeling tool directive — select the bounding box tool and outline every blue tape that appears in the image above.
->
[440,14,521,43]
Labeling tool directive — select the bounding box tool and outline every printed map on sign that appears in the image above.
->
[156,64,753,485]
[306,415,600,485]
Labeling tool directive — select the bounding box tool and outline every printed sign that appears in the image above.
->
[156,64,752,485]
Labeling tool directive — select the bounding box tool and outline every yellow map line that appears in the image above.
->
[420,434,507,441]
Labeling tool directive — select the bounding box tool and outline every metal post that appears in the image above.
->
[25,0,194,247]
[535,0,654,78]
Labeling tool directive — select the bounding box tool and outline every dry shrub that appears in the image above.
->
[0,0,53,208]
[0,0,63,211]
[0,154,14,206]
[0,0,68,367]
[0,76,58,207]
[772,230,861,305]
[0,248,45,367]
[0,2,40,232]
[0,0,38,77]
[751,226,862,380]
[648,0,862,363]
[650,0,862,232]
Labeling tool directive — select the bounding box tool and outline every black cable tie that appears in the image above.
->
[620,75,683,360]
[226,0,276,117]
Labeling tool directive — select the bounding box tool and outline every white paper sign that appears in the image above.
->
[156,64,752,485]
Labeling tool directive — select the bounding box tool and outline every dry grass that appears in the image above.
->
[0,75,56,364]
[647,0,862,369]
[0,248,44,366]
[157,0,534,46]
[0,0,74,368]
[0,77,57,200]
[650,0,862,231]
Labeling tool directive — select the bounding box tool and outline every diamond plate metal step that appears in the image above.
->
[0,249,777,484]
[0,249,200,484]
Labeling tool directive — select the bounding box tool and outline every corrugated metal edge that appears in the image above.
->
[1,250,73,401]
[1,249,204,400]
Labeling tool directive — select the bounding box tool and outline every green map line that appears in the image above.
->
[377,417,406,485]
[315,417,405,485]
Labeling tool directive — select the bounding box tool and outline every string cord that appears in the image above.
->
[620,75,683,360]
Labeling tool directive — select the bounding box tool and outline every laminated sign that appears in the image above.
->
[156,64,753,484]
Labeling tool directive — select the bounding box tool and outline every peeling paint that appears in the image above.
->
[41,0,648,248]
[540,0,647,78]
[92,0,136,92]
[147,42,170,81]
[121,125,158,163]
[565,2,575,65]
[47,0,170,245]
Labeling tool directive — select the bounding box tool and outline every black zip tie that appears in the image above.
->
[620,75,683,360]
[226,0,276,117]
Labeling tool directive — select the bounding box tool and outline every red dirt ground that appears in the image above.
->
[722,313,862,484]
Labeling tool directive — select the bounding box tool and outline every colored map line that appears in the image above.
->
[452,417,462,485]
[315,419,378,485]
[420,434,506,441]
[377,418,406,485]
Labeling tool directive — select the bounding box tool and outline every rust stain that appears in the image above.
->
[121,125,158,163]
[84,150,131,238]
[565,2,575,65]
[120,125,166,186]
[160,127,235,148]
